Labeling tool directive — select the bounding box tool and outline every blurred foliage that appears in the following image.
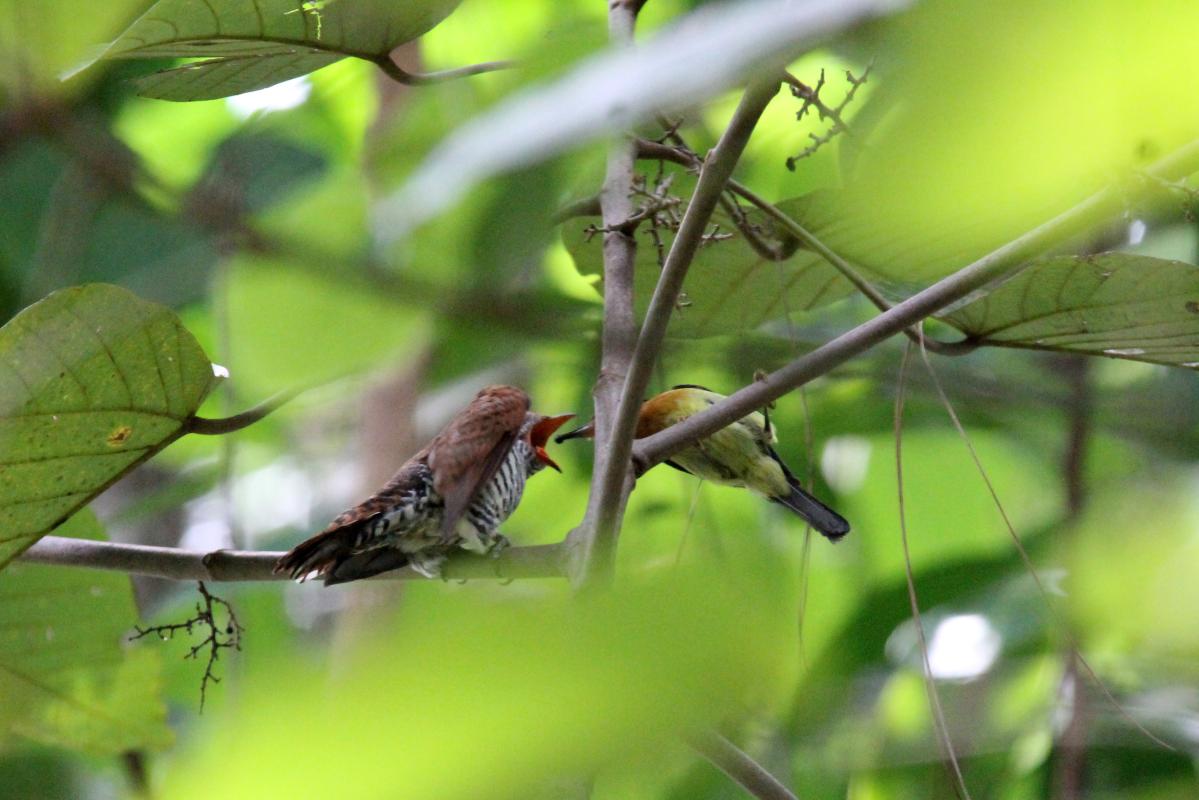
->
[1,1,1198,799]
[0,512,171,755]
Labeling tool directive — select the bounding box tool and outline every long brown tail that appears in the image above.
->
[274,527,414,585]
[274,529,350,582]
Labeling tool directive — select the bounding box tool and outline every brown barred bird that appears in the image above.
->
[556,384,849,541]
[275,386,573,584]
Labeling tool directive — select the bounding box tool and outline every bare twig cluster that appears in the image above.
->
[641,127,796,263]
[784,66,871,169]
[130,581,244,710]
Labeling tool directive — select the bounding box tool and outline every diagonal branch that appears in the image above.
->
[631,138,1199,473]
[688,731,799,800]
[724,180,979,356]
[19,536,567,582]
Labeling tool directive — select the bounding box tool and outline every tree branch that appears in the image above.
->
[184,388,301,435]
[375,57,515,85]
[724,179,979,356]
[18,536,567,582]
[610,74,779,474]
[688,731,799,800]
[635,135,977,355]
[631,138,1199,472]
[563,0,644,589]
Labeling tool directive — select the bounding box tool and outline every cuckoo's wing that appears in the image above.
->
[427,386,530,536]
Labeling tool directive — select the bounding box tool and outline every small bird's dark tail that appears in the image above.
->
[274,528,411,585]
[771,480,851,541]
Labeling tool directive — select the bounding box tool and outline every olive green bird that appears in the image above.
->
[556,384,849,541]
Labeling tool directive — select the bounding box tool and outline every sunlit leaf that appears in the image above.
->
[87,0,464,100]
[0,0,144,94]
[0,284,216,569]
[826,0,1199,283]
[0,512,172,755]
[944,254,1199,368]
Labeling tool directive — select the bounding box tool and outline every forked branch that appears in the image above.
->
[631,138,1199,473]
[569,75,781,585]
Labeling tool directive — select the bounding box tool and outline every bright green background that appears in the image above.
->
[2,1,1199,798]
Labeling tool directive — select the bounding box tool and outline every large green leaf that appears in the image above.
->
[0,512,172,755]
[561,171,850,339]
[88,0,463,101]
[943,254,1199,368]
[0,284,216,569]
[133,51,343,102]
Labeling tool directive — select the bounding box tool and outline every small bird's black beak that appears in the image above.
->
[554,419,596,444]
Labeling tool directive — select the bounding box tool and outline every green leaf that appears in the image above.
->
[0,512,173,755]
[90,0,464,101]
[943,254,1199,368]
[133,52,343,102]
[561,172,850,339]
[0,284,216,570]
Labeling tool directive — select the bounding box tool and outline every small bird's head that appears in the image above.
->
[555,385,718,445]
[526,413,575,472]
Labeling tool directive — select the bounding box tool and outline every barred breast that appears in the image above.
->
[459,439,534,550]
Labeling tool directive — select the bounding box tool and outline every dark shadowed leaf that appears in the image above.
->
[943,254,1199,368]
[0,511,172,754]
[0,284,216,570]
[133,51,343,102]
[562,174,850,339]
[84,0,464,100]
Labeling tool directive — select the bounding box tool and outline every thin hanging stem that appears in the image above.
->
[915,332,1175,752]
[894,342,973,800]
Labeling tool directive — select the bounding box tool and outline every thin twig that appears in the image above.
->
[130,581,244,710]
[19,537,568,582]
[894,343,973,800]
[185,388,302,435]
[688,731,799,800]
[631,138,1199,474]
[783,66,871,169]
[375,57,515,86]
[916,335,1176,752]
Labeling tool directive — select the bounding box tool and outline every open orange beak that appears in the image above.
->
[530,413,575,472]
